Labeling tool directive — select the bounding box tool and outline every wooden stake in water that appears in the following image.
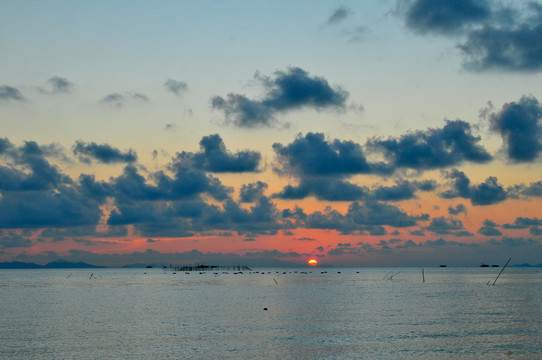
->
[492,257,511,286]
[422,268,425,283]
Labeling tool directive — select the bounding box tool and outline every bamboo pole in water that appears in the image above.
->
[492,257,511,286]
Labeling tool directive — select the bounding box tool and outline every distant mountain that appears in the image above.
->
[43,259,105,269]
[0,261,42,269]
[0,259,105,269]
[511,263,542,268]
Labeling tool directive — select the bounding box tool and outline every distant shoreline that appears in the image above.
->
[1,260,541,269]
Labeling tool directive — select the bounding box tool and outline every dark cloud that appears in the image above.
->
[276,178,436,203]
[369,180,436,202]
[405,0,490,35]
[44,76,73,94]
[502,217,542,229]
[368,120,491,171]
[0,141,69,191]
[488,237,538,247]
[327,6,351,25]
[0,187,102,229]
[459,4,542,72]
[403,0,542,72]
[0,232,33,248]
[440,169,507,205]
[164,79,188,96]
[73,141,138,164]
[273,178,367,201]
[212,67,349,128]
[426,216,465,234]
[477,219,502,237]
[448,203,467,215]
[178,134,261,173]
[478,219,503,236]
[273,132,383,177]
[522,181,542,197]
[489,96,542,162]
[111,164,231,203]
[239,181,268,202]
[0,85,25,102]
[101,92,149,107]
[299,201,429,234]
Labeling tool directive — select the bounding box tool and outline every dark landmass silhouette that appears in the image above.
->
[0,259,106,269]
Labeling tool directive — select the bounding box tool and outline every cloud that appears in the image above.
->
[0,85,25,102]
[299,201,429,234]
[273,132,382,177]
[426,216,465,234]
[0,141,69,191]
[239,181,268,202]
[101,92,149,107]
[0,187,102,229]
[368,120,492,170]
[522,181,542,197]
[0,231,33,248]
[440,169,507,205]
[459,3,542,72]
[327,6,351,25]
[73,141,138,164]
[402,0,542,72]
[502,217,542,229]
[448,203,467,215]
[43,76,74,94]
[489,96,542,162]
[212,67,349,127]
[177,134,261,173]
[404,0,490,35]
[478,218,503,236]
[111,164,232,203]
[488,237,539,247]
[164,79,188,96]
[369,180,436,202]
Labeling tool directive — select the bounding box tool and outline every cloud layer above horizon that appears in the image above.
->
[1,0,541,266]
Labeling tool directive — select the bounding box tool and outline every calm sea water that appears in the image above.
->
[0,267,541,359]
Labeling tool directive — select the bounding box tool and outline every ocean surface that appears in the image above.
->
[0,267,540,359]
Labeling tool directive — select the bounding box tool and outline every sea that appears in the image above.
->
[0,267,540,359]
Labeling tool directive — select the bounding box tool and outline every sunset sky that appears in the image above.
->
[1,0,542,267]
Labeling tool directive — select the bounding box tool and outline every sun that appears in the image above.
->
[308,259,318,266]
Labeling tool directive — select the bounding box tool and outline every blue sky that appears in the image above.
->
[1,0,542,266]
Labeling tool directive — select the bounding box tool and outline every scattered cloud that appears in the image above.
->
[212,67,349,127]
[368,120,492,170]
[326,6,351,25]
[489,95,542,162]
[0,85,25,102]
[402,0,542,72]
[176,134,262,173]
[101,92,149,107]
[73,141,138,164]
[405,0,490,35]
[164,79,188,96]
[440,169,507,205]
[448,203,467,215]
[41,76,74,94]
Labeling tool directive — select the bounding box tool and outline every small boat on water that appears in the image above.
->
[440,264,447,267]
[480,263,489,267]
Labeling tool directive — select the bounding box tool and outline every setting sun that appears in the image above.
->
[308,259,318,266]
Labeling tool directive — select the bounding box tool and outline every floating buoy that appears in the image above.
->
[263,307,268,311]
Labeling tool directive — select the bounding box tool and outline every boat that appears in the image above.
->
[440,264,447,267]
[480,263,489,267]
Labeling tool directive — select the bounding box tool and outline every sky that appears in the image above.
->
[1,0,542,267]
